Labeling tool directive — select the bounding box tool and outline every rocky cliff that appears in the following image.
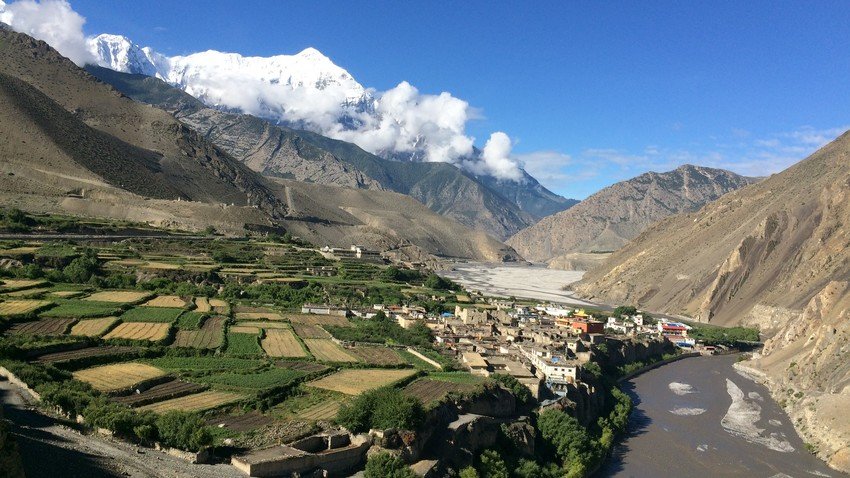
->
[508,165,756,266]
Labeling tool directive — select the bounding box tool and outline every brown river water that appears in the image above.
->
[597,355,841,478]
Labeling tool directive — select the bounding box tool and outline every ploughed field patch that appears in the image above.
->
[345,346,405,365]
[6,318,76,336]
[291,323,330,339]
[302,338,357,362]
[83,290,151,304]
[103,322,171,342]
[261,329,307,358]
[307,368,417,395]
[138,390,245,413]
[113,379,207,407]
[73,362,167,392]
[403,378,479,404]
[69,316,120,336]
[34,345,138,364]
[206,411,269,433]
[173,316,225,349]
[0,299,53,316]
[288,313,352,327]
[141,295,188,308]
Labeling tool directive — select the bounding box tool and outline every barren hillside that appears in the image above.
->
[576,132,850,471]
[508,165,756,266]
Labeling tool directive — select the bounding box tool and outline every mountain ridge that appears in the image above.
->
[507,164,757,266]
[86,65,573,238]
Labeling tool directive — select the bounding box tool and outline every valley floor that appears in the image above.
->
[440,263,593,304]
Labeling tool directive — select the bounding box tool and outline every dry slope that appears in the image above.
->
[576,132,850,472]
[507,165,756,266]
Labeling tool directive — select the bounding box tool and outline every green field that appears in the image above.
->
[197,367,306,390]
[39,300,121,318]
[176,311,207,330]
[145,356,264,373]
[225,332,264,356]
[119,307,184,323]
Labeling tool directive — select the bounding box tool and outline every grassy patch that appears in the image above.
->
[119,307,183,323]
[145,356,264,373]
[225,332,264,356]
[425,371,484,384]
[176,312,207,330]
[40,300,121,318]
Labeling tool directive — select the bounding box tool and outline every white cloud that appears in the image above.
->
[0,0,93,65]
[462,132,523,181]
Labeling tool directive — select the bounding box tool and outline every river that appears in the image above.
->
[598,355,839,477]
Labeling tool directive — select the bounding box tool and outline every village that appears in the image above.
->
[365,296,712,400]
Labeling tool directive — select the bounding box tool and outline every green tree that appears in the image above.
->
[63,249,100,283]
[490,373,532,407]
[538,409,594,471]
[336,387,424,433]
[612,305,637,318]
[155,411,213,451]
[459,467,480,478]
[479,449,509,478]
[364,452,416,478]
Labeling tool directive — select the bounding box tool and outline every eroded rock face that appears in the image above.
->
[744,282,850,474]
[508,165,756,266]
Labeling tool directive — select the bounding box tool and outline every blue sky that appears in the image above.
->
[30,1,850,198]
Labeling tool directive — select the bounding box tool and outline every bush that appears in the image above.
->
[478,449,509,478]
[336,387,424,433]
[364,452,416,478]
[63,249,100,283]
[155,411,213,451]
[424,274,460,291]
[537,409,595,473]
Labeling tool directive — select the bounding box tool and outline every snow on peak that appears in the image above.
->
[86,33,525,180]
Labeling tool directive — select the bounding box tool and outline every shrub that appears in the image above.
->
[364,452,416,478]
[336,387,424,433]
[478,449,509,478]
[63,249,100,283]
[155,411,213,451]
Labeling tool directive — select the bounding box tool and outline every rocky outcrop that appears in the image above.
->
[509,165,756,266]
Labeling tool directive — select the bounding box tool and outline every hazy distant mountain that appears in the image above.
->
[0,26,517,262]
[575,134,850,471]
[87,65,574,238]
[508,165,757,266]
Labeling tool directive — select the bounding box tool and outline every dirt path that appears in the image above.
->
[0,377,244,478]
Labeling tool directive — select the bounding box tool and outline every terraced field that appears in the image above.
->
[296,401,341,421]
[291,323,331,339]
[34,345,138,364]
[0,279,48,292]
[193,297,212,313]
[73,363,166,392]
[346,346,405,365]
[7,318,76,336]
[235,312,286,321]
[303,339,357,362]
[225,332,263,356]
[141,295,187,308]
[206,412,268,433]
[403,378,479,404]
[119,307,183,323]
[308,368,417,395]
[230,325,260,334]
[261,329,307,358]
[69,316,120,336]
[84,290,151,303]
[173,316,225,349]
[0,299,53,316]
[138,390,245,413]
[288,314,352,327]
[238,321,290,329]
[40,300,121,318]
[113,379,206,407]
[103,322,171,342]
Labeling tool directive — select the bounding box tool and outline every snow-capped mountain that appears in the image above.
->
[87,34,374,124]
